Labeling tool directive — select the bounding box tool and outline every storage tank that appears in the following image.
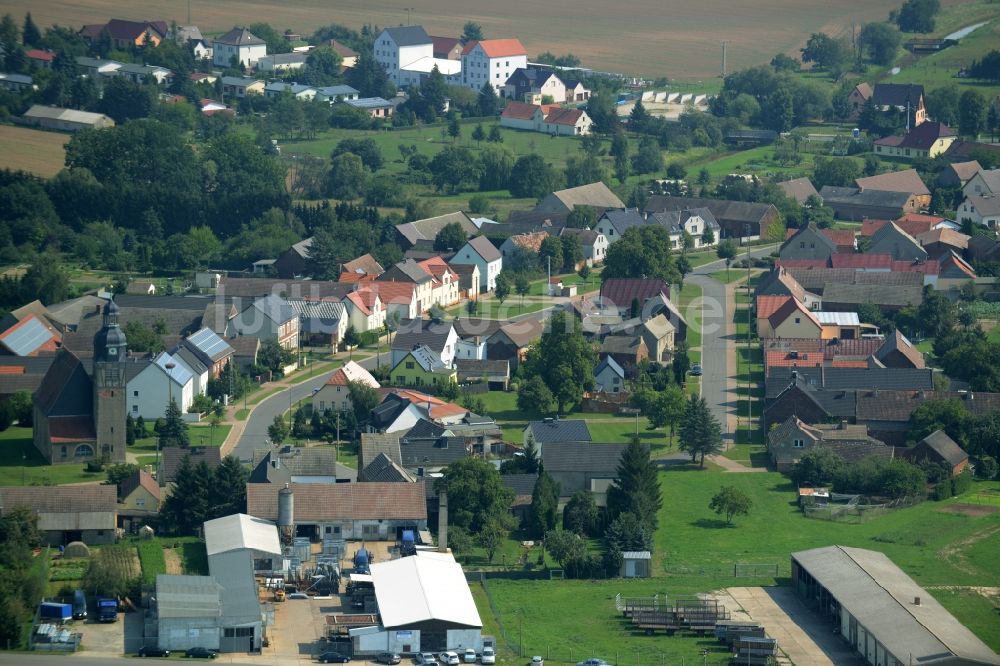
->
[278,484,294,543]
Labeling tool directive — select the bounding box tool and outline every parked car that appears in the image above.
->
[576,660,610,666]
[481,648,496,665]
[440,652,460,665]
[376,653,401,664]
[463,649,477,663]
[530,658,543,666]
[137,646,171,657]
[417,653,437,665]
[690,363,702,376]
[317,652,351,663]
[184,647,218,659]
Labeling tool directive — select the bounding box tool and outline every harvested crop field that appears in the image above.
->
[938,503,1000,517]
[0,125,67,177]
[0,0,950,79]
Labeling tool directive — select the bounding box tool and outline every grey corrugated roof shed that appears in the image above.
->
[792,546,1000,665]
[527,419,592,444]
[917,430,968,467]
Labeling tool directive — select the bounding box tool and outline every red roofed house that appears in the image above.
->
[418,255,461,308]
[430,35,462,60]
[0,312,60,356]
[25,49,55,68]
[916,228,970,260]
[344,287,386,332]
[312,360,380,414]
[369,281,419,322]
[830,253,893,271]
[461,38,527,92]
[80,19,168,49]
[760,297,823,339]
[500,101,592,135]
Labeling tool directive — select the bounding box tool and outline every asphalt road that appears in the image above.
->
[690,245,777,443]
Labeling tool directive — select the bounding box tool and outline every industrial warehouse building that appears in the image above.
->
[247,482,427,541]
[348,551,485,655]
[154,514,281,653]
[791,545,1000,666]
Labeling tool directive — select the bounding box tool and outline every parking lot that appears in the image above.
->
[266,594,346,661]
[725,587,865,666]
[73,612,126,656]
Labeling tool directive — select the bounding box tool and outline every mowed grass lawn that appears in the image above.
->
[0,427,106,486]
[475,472,1000,663]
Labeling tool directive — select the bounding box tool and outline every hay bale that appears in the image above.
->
[63,541,90,558]
[138,525,155,540]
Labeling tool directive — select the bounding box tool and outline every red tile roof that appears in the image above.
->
[367,282,415,307]
[861,217,937,238]
[774,259,828,269]
[830,254,892,270]
[545,107,585,126]
[248,482,427,522]
[389,389,468,419]
[462,38,527,58]
[501,101,540,121]
[890,259,939,274]
[855,168,930,197]
[756,295,793,320]
[599,278,670,311]
[25,49,55,61]
[418,256,458,282]
[768,297,820,330]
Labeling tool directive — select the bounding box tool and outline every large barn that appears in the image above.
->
[791,545,1000,666]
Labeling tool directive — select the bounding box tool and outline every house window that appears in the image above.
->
[132,405,138,413]
[799,242,805,248]
[136,498,145,508]
[793,439,804,448]
[794,317,801,324]
[133,390,139,397]
[396,375,405,384]
[405,361,414,369]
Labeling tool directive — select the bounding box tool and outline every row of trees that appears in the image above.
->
[159,455,248,534]
[792,448,929,499]
[0,507,44,647]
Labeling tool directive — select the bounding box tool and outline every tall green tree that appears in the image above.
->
[509,154,562,199]
[709,485,753,524]
[212,455,248,516]
[159,398,189,448]
[959,89,987,138]
[529,471,560,537]
[159,456,214,534]
[517,375,555,415]
[602,225,679,283]
[460,22,484,45]
[267,414,289,445]
[678,395,723,467]
[859,22,902,66]
[563,490,600,536]
[434,221,468,252]
[435,458,514,532]
[478,81,499,116]
[21,12,39,47]
[895,0,940,33]
[605,436,663,531]
[522,311,597,412]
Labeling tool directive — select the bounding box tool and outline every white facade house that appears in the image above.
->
[312,361,381,415]
[264,82,316,100]
[126,352,195,419]
[957,194,1000,229]
[461,39,527,92]
[373,26,433,86]
[450,236,502,292]
[961,169,1000,199]
[213,28,267,68]
[315,85,360,103]
[343,289,387,333]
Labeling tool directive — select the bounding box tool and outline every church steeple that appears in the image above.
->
[94,297,127,362]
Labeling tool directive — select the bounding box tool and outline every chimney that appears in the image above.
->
[913,596,921,606]
[438,490,448,553]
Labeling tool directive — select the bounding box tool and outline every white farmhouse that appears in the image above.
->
[213,27,267,69]
[461,39,527,92]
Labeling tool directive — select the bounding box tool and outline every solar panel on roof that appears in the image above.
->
[0,317,53,356]
[187,328,233,360]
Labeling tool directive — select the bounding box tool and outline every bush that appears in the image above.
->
[951,469,973,496]
[359,330,381,347]
[933,480,953,501]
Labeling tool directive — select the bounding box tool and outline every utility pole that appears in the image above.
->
[721,41,729,78]
[404,7,414,26]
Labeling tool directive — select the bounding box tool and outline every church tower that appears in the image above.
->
[93,298,127,463]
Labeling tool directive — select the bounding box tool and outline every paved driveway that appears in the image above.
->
[726,587,865,666]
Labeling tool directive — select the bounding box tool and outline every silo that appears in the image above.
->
[278,483,294,543]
